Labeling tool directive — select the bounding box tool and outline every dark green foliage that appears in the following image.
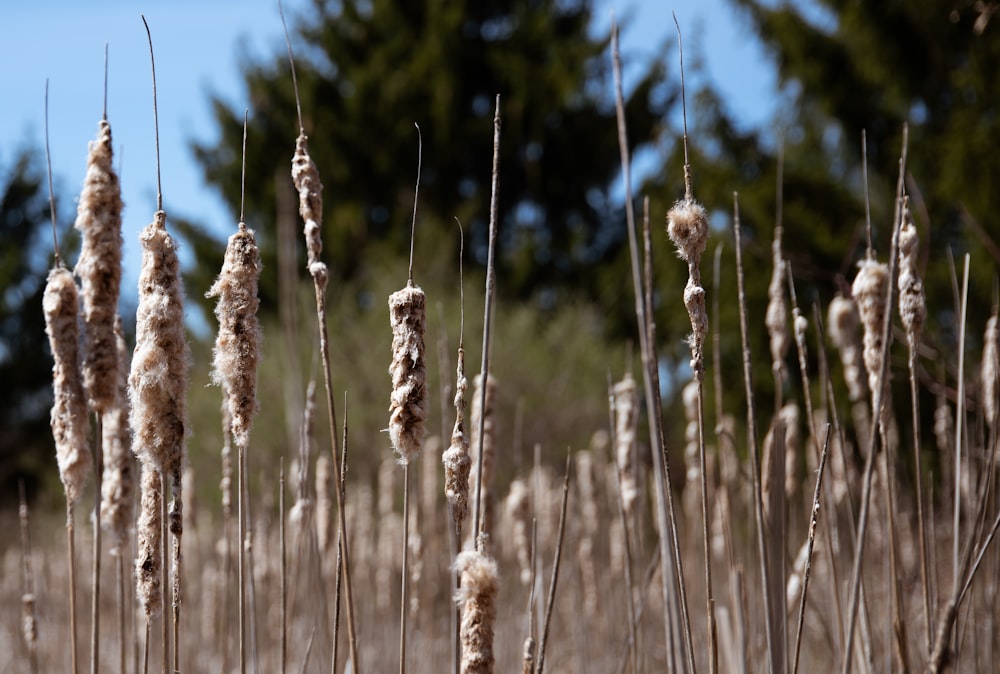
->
[190,0,672,324]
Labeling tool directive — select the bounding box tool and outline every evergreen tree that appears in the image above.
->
[188,0,671,321]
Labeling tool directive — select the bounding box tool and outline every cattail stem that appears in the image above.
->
[791,425,831,674]
[280,458,286,674]
[117,552,126,674]
[238,444,246,674]
[733,193,778,674]
[536,455,570,674]
[399,464,411,674]
[67,498,80,674]
[332,398,348,674]
[91,415,103,674]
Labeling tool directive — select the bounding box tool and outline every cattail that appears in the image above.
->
[22,593,38,651]
[470,373,498,541]
[291,134,325,280]
[206,223,262,450]
[455,549,499,674]
[576,450,598,617]
[135,463,163,617]
[408,506,424,619]
[897,200,926,351]
[504,479,532,585]
[129,210,188,480]
[100,315,134,553]
[612,373,639,516]
[521,636,536,674]
[851,258,890,408]
[983,315,999,431]
[388,283,427,464]
[765,237,789,374]
[666,198,709,377]
[74,119,124,414]
[44,267,92,504]
[315,453,333,552]
[781,403,801,500]
[785,539,812,609]
[828,295,867,403]
[443,347,472,535]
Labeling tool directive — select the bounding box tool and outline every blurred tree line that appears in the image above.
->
[5,0,1000,502]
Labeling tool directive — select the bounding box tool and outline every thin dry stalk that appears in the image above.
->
[612,24,692,671]
[472,96,502,552]
[19,483,39,674]
[280,459,287,674]
[332,402,348,674]
[791,425,832,674]
[733,193,778,674]
[536,456,571,674]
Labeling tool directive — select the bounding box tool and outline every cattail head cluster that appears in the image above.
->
[43,266,91,504]
[851,257,890,407]
[455,549,499,674]
[443,347,472,535]
[897,201,926,351]
[129,210,189,481]
[207,223,262,449]
[503,478,532,584]
[101,315,135,553]
[291,134,326,281]
[388,283,427,464]
[667,198,709,377]
[74,119,124,414]
[612,373,639,516]
[682,379,700,518]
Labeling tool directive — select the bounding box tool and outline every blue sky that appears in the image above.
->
[0,0,778,309]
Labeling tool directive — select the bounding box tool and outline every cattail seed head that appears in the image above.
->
[851,258,890,405]
[983,315,999,430]
[443,347,472,534]
[135,462,163,618]
[455,549,499,674]
[388,283,427,464]
[74,119,124,413]
[21,593,37,650]
[503,478,532,585]
[43,266,91,504]
[207,224,262,449]
[612,373,639,516]
[828,294,867,403]
[129,211,189,479]
[101,315,135,553]
[765,242,789,372]
[291,134,326,278]
[667,198,709,265]
[897,203,926,348]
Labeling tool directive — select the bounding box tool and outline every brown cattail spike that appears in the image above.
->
[667,198,709,378]
[101,315,135,553]
[388,284,428,464]
[135,462,162,617]
[455,549,499,674]
[44,267,92,504]
[292,134,325,279]
[207,223,262,449]
[897,198,926,349]
[129,210,188,480]
[852,257,890,407]
[443,346,472,534]
[74,118,124,413]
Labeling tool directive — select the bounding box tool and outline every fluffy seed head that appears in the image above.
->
[454,549,499,674]
[207,224,262,448]
[135,462,163,618]
[101,315,135,553]
[129,211,189,478]
[667,197,709,264]
[828,294,867,403]
[766,241,789,370]
[388,284,427,464]
[983,316,999,430]
[43,266,91,504]
[897,206,926,346]
[444,348,472,533]
[851,258,890,403]
[21,593,37,649]
[613,373,639,515]
[291,134,325,278]
[74,120,124,413]
[504,478,532,585]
